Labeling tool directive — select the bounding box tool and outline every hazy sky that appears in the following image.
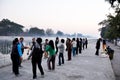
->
[0,0,112,37]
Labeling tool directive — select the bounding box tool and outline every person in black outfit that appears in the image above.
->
[79,38,82,54]
[85,38,88,49]
[11,38,20,76]
[95,38,101,56]
[28,38,44,79]
[76,38,79,55]
[55,37,59,54]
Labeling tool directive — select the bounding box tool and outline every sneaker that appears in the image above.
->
[33,77,37,80]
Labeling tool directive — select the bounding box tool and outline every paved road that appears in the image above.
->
[0,40,115,80]
[107,42,120,80]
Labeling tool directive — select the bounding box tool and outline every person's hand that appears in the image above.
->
[20,57,23,61]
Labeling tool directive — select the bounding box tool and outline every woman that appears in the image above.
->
[45,40,56,70]
[28,38,44,79]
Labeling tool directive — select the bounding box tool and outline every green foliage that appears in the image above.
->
[56,30,64,36]
[29,27,45,35]
[0,19,24,36]
[99,13,120,40]
[46,28,54,36]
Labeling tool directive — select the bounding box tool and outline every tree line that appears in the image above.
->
[99,0,120,42]
[0,19,83,37]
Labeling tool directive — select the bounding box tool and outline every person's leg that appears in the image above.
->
[32,60,37,79]
[95,49,99,56]
[58,53,61,65]
[51,55,55,70]
[47,57,51,70]
[61,53,64,64]
[38,60,44,75]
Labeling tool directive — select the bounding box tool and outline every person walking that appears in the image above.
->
[28,38,44,79]
[45,40,56,70]
[11,38,22,76]
[95,38,101,56]
[58,39,65,66]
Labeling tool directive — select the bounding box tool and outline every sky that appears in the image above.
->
[0,0,112,37]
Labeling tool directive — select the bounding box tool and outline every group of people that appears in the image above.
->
[11,37,88,79]
[95,38,107,56]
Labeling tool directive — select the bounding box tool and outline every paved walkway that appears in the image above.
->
[0,39,115,80]
[107,42,120,80]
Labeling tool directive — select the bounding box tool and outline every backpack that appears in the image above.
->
[32,43,44,58]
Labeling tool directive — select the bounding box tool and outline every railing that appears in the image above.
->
[0,40,31,68]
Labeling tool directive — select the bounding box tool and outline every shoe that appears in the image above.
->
[19,65,23,67]
[15,74,22,77]
[41,75,44,78]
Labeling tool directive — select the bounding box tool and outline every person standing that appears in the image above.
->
[44,39,49,58]
[102,39,106,52]
[72,38,77,56]
[79,38,82,54]
[66,38,72,61]
[55,37,59,54]
[45,40,56,70]
[58,39,65,66]
[11,38,22,76]
[19,37,29,67]
[85,38,88,49]
[82,38,85,50]
[95,38,101,56]
[76,38,79,55]
[28,38,44,79]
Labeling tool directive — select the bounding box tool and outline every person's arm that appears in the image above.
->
[45,45,50,52]
[28,46,34,60]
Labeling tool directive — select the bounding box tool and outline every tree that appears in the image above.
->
[105,0,120,6]
[56,30,64,36]
[46,28,54,36]
[29,27,45,36]
[0,19,24,36]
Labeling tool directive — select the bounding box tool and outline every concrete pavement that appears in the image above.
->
[0,39,115,80]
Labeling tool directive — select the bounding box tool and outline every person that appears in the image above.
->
[67,38,72,61]
[19,37,28,67]
[82,38,85,50]
[95,38,101,56]
[66,38,69,51]
[55,37,59,54]
[102,39,106,52]
[76,38,79,55]
[71,38,77,56]
[58,39,65,66]
[79,38,82,54]
[85,38,88,49]
[45,40,56,70]
[28,38,44,79]
[11,38,22,76]
[43,39,49,58]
